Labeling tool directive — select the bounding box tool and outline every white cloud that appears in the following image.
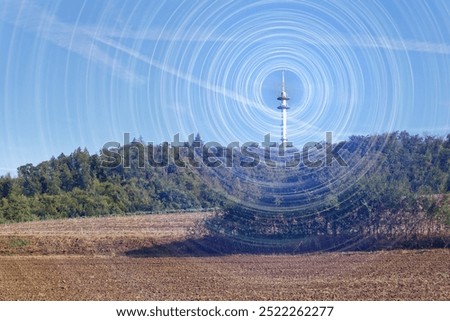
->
[355,36,450,55]
[0,0,146,83]
[2,0,450,91]
[93,36,258,108]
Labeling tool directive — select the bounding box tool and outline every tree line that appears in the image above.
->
[0,131,449,250]
[0,142,225,223]
[203,132,450,250]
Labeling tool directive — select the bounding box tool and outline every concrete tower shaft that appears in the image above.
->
[277,71,290,147]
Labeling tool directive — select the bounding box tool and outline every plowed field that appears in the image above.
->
[0,213,449,300]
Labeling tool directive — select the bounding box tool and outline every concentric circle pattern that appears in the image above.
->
[134,0,412,210]
[151,1,409,145]
[1,0,449,217]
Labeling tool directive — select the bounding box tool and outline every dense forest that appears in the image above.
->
[202,132,450,250]
[0,131,449,248]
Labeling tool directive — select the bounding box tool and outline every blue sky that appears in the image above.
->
[0,0,449,175]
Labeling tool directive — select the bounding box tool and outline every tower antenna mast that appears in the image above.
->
[277,71,290,148]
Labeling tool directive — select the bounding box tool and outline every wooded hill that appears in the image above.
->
[0,131,449,248]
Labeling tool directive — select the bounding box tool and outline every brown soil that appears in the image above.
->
[0,213,449,300]
[0,213,204,255]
